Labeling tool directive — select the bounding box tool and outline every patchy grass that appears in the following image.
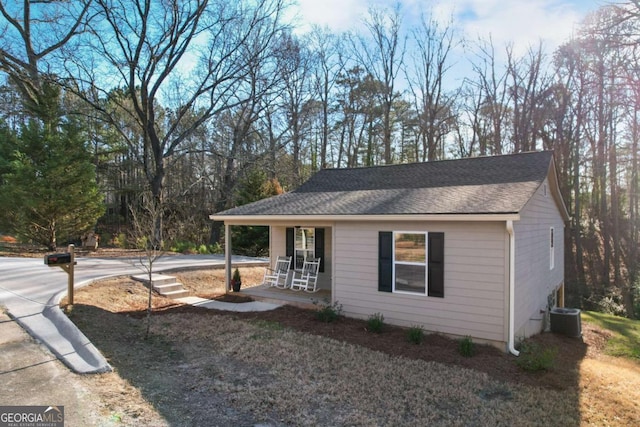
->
[63,275,640,426]
[71,305,579,425]
[582,311,640,359]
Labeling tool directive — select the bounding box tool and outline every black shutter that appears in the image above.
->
[428,232,445,298]
[315,228,325,272]
[378,231,393,292]
[286,228,294,258]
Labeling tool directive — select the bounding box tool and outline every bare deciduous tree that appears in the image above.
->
[0,0,92,115]
[128,191,175,338]
[405,12,459,161]
[506,42,553,153]
[309,25,344,170]
[350,4,405,164]
[66,0,287,243]
[468,36,510,155]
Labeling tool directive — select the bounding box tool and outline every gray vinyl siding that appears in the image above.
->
[333,221,508,344]
[270,226,332,290]
[513,179,565,340]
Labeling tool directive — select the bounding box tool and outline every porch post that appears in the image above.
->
[225,223,232,293]
[331,225,336,304]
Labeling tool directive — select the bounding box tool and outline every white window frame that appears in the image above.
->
[294,227,315,271]
[550,227,555,270]
[392,231,428,295]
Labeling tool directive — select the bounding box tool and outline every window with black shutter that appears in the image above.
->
[315,228,325,273]
[378,230,444,298]
[286,227,294,258]
[378,232,393,292]
[286,227,325,272]
[427,232,445,298]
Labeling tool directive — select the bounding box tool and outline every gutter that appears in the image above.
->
[210,213,521,224]
[506,220,520,356]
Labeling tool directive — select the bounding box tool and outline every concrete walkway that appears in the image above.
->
[176,296,281,312]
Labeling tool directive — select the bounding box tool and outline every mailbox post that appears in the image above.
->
[44,244,76,308]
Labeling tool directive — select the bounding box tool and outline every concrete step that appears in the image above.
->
[159,289,190,299]
[131,274,176,287]
[131,274,190,299]
[154,283,185,293]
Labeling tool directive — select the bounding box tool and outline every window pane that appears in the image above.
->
[395,233,425,262]
[305,228,314,248]
[395,264,426,293]
[295,228,314,270]
[296,228,304,248]
[295,228,315,250]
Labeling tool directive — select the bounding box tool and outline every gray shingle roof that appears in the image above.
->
[215,151,555,217]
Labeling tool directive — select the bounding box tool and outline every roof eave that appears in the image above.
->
[209,213,521,225]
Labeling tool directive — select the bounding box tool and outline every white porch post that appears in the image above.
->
[331,225,336,304]
[225,223,232,293]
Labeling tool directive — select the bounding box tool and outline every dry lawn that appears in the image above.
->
[174,267,266,298]
[64,268,640,427]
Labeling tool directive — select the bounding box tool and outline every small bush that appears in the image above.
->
[458,336,475,357]
[170,241,197,254]
[313,299,343,323]
[516,342,557,372]
[208,243,223,254]
[367,312,385,333]
[198,244,209,254]
[407,325,424,344]
[113,232,128,248]
[597,295,627,317]
[136,236,149,250]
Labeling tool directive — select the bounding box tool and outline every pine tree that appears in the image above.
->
[0,113,104,250]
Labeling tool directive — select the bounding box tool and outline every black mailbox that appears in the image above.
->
[44,253,72,265]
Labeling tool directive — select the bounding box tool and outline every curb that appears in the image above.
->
[42,289,112,374]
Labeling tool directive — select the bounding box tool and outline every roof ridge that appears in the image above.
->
[317,150,552,172]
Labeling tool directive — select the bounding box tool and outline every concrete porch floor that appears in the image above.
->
[239,285,331,309]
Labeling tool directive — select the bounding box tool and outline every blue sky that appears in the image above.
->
[291,0,605,53]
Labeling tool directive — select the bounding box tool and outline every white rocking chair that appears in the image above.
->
[290,258,321,293]
[262,256,292,289]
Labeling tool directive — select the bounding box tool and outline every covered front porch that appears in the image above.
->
[218,221,334,307]
[240,285,331,309]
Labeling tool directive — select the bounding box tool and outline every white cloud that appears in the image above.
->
[292,0,369,33]
[292,0,594,53]
[445,0,586,54]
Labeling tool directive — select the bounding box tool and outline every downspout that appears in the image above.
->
[506,220,520,356]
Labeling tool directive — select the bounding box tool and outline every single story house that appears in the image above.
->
[211,151,569,354]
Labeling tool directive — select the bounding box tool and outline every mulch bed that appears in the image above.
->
[210,294,254,303]
[154,302,592,391]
